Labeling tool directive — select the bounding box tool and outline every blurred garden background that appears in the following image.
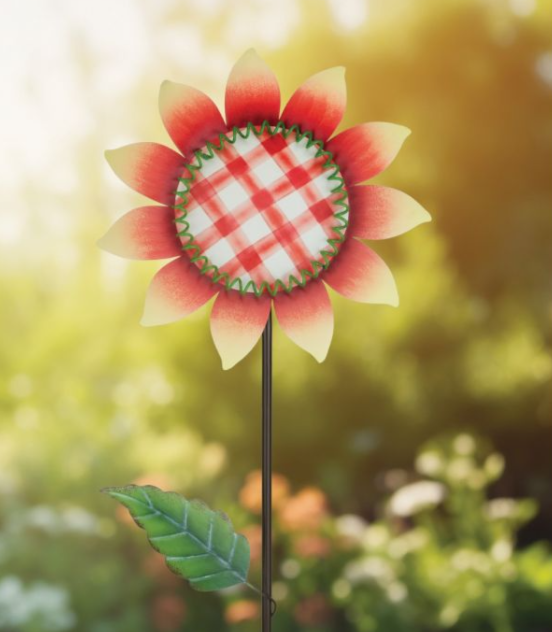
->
[1,0,552,630]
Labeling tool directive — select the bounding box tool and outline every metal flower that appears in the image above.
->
[100,50,430,368]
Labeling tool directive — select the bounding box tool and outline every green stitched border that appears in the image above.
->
[173,120,349,297]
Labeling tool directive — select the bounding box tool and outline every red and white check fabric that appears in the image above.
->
[176,128,345,292]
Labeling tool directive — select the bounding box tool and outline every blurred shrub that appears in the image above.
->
[0,577,74,632]
[2,424,551,632]
[217,433,552,632]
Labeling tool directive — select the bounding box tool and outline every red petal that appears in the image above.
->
[324,239,398,306]
[281,67,346,141]
[141,257,217,326]
[225,49,281,128]
[98,206,182,259]
[210,291,271,370]
[274,282,334,362]
[159,81,227,157]
[348,185,431,240]
[105,143,184,205]
[326,123,410,184]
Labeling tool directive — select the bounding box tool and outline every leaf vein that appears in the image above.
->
[127,490,235,572]
[227,533,238,565]
[166,553,211,561]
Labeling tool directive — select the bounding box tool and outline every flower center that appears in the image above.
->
[175,123,348,296]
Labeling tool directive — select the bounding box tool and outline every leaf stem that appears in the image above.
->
[245,582,277,616]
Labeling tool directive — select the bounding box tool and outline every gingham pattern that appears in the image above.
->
[175,128,345,293]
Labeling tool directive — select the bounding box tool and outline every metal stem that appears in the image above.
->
[261,314,273,631]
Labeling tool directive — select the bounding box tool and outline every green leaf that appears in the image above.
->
[104,484,250,592]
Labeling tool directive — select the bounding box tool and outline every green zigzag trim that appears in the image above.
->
[173,120,349,297]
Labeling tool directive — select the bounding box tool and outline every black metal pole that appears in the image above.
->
[261,314,273,631]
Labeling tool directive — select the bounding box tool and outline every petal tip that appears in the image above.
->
[96,225,125,257]
[274,282,333,363]
[158,78,178,99]
[221,357,238,371]
[282,65,346,140]
[140,300,164,326]
[158,79,171,103]
[210,292,270,371]
[104,146,130,175]
[140,308,172,327]
[139,313,157,327]
[96,233,113,255]
[388,283,400,307]
[240,47,260,61]
[104,148,117,166]
[387,123,411,144]
[317,65,346,89]
[420,208,432,224]
[374,282,399,307]
[158,80,181,110]
[407,197,432,230]
[314,348,329,363]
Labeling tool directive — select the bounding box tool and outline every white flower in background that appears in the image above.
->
[344,556,395,585]
[467,470,487,490]
[362,524,390,549]
[21,506,59,533]
[415,450,444,476]
[61,506,101,534]
[387,581,408,603]
[440,603,461,627]
[335,514,367,542]
[491,539,513,563]
[486,498,519,520]
[332,578,352,599]
[388,528,429,558]
[451,549,492,574]
[272,582,289,601]
[389,481,446,517]
[453,433,476,455]
[0,576,75,630]
[9,505,103,536]
[281,559,301,579]
[485,497,537,524]
[484,453,505,480]
[446,457,473,482]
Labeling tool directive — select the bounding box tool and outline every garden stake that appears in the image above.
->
[262,315,273,630]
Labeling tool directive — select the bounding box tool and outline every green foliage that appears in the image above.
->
[332,435,552,632]
[228,434,552,632]
[105,485,250,592]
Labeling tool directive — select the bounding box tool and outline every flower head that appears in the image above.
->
[388,481,446,517]
[279,486,329,531]
[293,534,332,558]
[239,469,290,514]
[100,50,430,369]
[225,600,259,625]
